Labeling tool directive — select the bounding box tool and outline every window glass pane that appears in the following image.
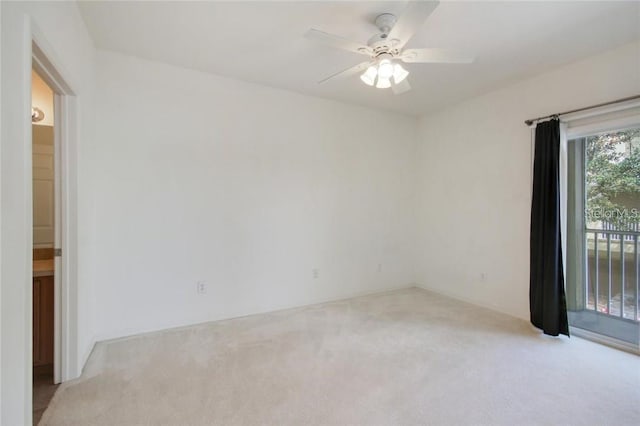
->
[567,127,640,348]
[585,128,640,321]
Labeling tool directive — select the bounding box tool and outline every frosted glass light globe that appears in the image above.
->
[376,76,391,89]
[360,66,377,86]
[393,64,409,84]
[377,59,394,79]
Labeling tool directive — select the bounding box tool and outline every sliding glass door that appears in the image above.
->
[567,126,640,348]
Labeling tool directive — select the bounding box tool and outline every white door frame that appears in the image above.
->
[1,14,80,423]
[31,25,79,384]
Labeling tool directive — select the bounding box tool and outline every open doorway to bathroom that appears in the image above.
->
[31,68,59,424]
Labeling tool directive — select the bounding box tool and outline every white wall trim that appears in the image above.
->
[414,283,529,322]
[566,110,640,139]
[32,20,81,382]
[562,98,640,124]
[1,11,83,424]
[80,337,97,375]
[0,1,3,420]
[0,12,34,425]
[563,97,640,139]
[93,284,415,345]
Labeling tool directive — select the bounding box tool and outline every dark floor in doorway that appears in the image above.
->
[33,368,58,425]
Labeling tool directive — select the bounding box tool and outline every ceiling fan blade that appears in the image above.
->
[387,1,439,50]
[318,61,372,84]
[305,29,373,56]
[391,78,411,95]
[401,48,475,64]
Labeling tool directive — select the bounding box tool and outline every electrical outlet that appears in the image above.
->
[480,272,487,282]
[312,269,319,279]
[196,281,207,295]
[377,263,382,273]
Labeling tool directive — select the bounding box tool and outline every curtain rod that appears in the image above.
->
[524,94,640,126]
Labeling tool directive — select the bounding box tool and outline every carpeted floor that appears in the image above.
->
[40,288,639,425]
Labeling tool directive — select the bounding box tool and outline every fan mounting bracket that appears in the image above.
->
[374,13,397,36]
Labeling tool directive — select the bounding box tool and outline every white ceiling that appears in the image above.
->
[78,1,640,116]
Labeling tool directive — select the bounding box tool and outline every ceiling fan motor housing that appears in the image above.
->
[368,14,401,57]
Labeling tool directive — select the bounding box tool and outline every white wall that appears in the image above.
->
[90,51,418,341]
[415,41,640,320]
[32,126,55,247]
[1,1,95,424]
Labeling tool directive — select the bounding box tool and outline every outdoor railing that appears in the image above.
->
[586,228,640,321]
[600,220,639,241]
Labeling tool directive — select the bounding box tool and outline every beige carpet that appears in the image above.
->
[41,288,639,425]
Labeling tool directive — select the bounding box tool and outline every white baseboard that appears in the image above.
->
[75,284,638,380]
[414,283,529,321]
[417,284,639,355]
[78,338,97,377]
[91,283,415,351]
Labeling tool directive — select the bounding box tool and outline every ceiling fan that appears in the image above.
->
[304,0,475,94]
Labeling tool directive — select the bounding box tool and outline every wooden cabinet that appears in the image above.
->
[33,275,54,366]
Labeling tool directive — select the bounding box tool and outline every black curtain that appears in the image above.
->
[530,118,569,337]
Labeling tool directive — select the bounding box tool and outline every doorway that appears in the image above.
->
[31,67,59,424]
[1,16,82,424]
[567,124,640,351]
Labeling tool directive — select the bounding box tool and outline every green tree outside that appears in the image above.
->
[585,128,640,230]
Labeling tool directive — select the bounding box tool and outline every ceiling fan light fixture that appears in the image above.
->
[31,107,45,123]
[377,59,394,79]
[376,76,391,89]
[360,66,377,86]
[306,1,475,95]
[393,63,409,84]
